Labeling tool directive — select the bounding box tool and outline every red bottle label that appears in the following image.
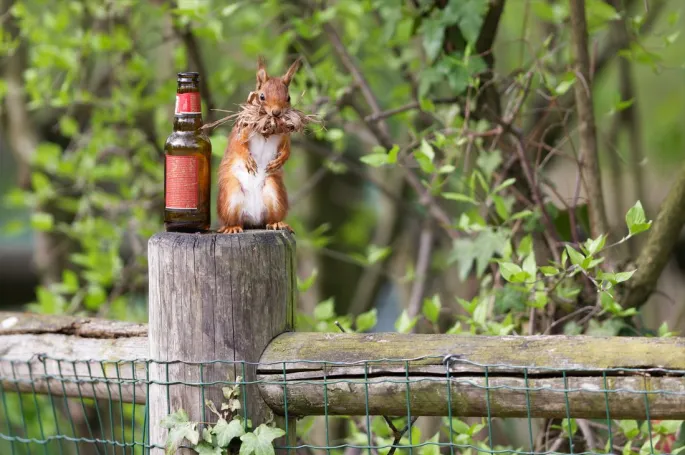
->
[165,155,199,209]
[175,92,201,114]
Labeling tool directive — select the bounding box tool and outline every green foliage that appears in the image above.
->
[162,376,283,455]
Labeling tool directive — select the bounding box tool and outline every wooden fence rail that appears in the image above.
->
[1,231,685,452]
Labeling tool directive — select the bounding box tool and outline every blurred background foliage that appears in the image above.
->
[1,0,685,453]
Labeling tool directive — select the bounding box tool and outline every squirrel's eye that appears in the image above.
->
[259,93,265,101]
[287,95,291,102]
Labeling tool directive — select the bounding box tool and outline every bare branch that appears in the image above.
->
[407,222,434,319]
[569,0,608,238]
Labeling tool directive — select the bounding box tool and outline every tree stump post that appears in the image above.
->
[148,231,296,454]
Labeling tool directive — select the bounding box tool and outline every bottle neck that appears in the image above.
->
[173,88,203,131]
[173,114,203,132]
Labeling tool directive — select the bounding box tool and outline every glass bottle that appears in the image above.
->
[163,72,211,232]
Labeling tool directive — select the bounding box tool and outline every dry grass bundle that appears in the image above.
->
[201,94,321,137]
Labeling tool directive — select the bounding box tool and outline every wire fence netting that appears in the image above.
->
[0,354,683,455]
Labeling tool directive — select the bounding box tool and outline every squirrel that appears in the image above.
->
[216,57,302,234]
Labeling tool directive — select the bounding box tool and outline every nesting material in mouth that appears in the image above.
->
[201,93,321,137]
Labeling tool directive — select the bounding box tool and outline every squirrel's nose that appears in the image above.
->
[271,108,282,117]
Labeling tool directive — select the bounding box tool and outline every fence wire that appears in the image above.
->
[0,354,683,455]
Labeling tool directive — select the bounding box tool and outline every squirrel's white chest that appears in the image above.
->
[232,134,281,225]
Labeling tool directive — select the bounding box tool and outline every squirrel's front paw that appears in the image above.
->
[266,222,293,233]
[246,157,258,175]
[218,225,244,234]
[265,160,280,174]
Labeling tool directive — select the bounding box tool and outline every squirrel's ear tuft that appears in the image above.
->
[256,56,268,89]
[282,56,302,87]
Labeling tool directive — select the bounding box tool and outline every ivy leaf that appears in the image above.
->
[239,424,286,455]
[212,418,245,448]
[625,201,651,235]
[195,442,222,455]
[160,409,190,429]
[421,16,446,62]
[442,0,489,43]
[161,409,199,455]
[422,295,441,323]
[355,308,377,332]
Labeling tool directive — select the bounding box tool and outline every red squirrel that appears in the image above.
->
[217,57,302,234]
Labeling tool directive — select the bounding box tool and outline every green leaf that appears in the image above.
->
[420,433,440,455]
[499,262,523,282]
[195,442,222,455]
[442,0,489,43]
[584,234,606,256]
[161,409,199,455]
[314,298,335,321]
[360,153,388,167]
[614,270,636,283]
[625,201,652,235]
[490,178,516,194]
[161,409,190,429]
[31,212,54,231]
[585,0,620,31]
[367,245,391,264]
[355,309,377,332]
[443,193,477,204]
[565,245,586,268]
[554,79,575,95]
[395,310,418,333]
[387,145,400,164]
[421,17,446,62]
[422,295,441,323]
[239,424,286,455]
[522,253,536,279]
[450,419,470,434]
[561,418,578,437]
[540,266,559,276]
[415,140,436,173]
[297,269,318,292]
[212,418,245,447]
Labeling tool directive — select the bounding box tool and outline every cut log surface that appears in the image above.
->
[257,332,685,419]
[0,311,147,403]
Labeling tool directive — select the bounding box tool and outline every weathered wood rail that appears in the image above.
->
[2,312,684,420]
[1,231,685,453]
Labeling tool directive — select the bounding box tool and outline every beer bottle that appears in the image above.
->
[164,72,211,232]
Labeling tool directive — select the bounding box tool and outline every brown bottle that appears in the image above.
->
[164,72,211,232]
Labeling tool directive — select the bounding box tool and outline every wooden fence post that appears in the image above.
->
[148,231,296,454]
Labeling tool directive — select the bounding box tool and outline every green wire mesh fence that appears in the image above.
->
[0,354,683,455]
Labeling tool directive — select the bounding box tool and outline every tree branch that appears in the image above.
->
[569,0,608,238]
[407,221,434,319]
[623,163,685,309]
[526,0,664,157]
